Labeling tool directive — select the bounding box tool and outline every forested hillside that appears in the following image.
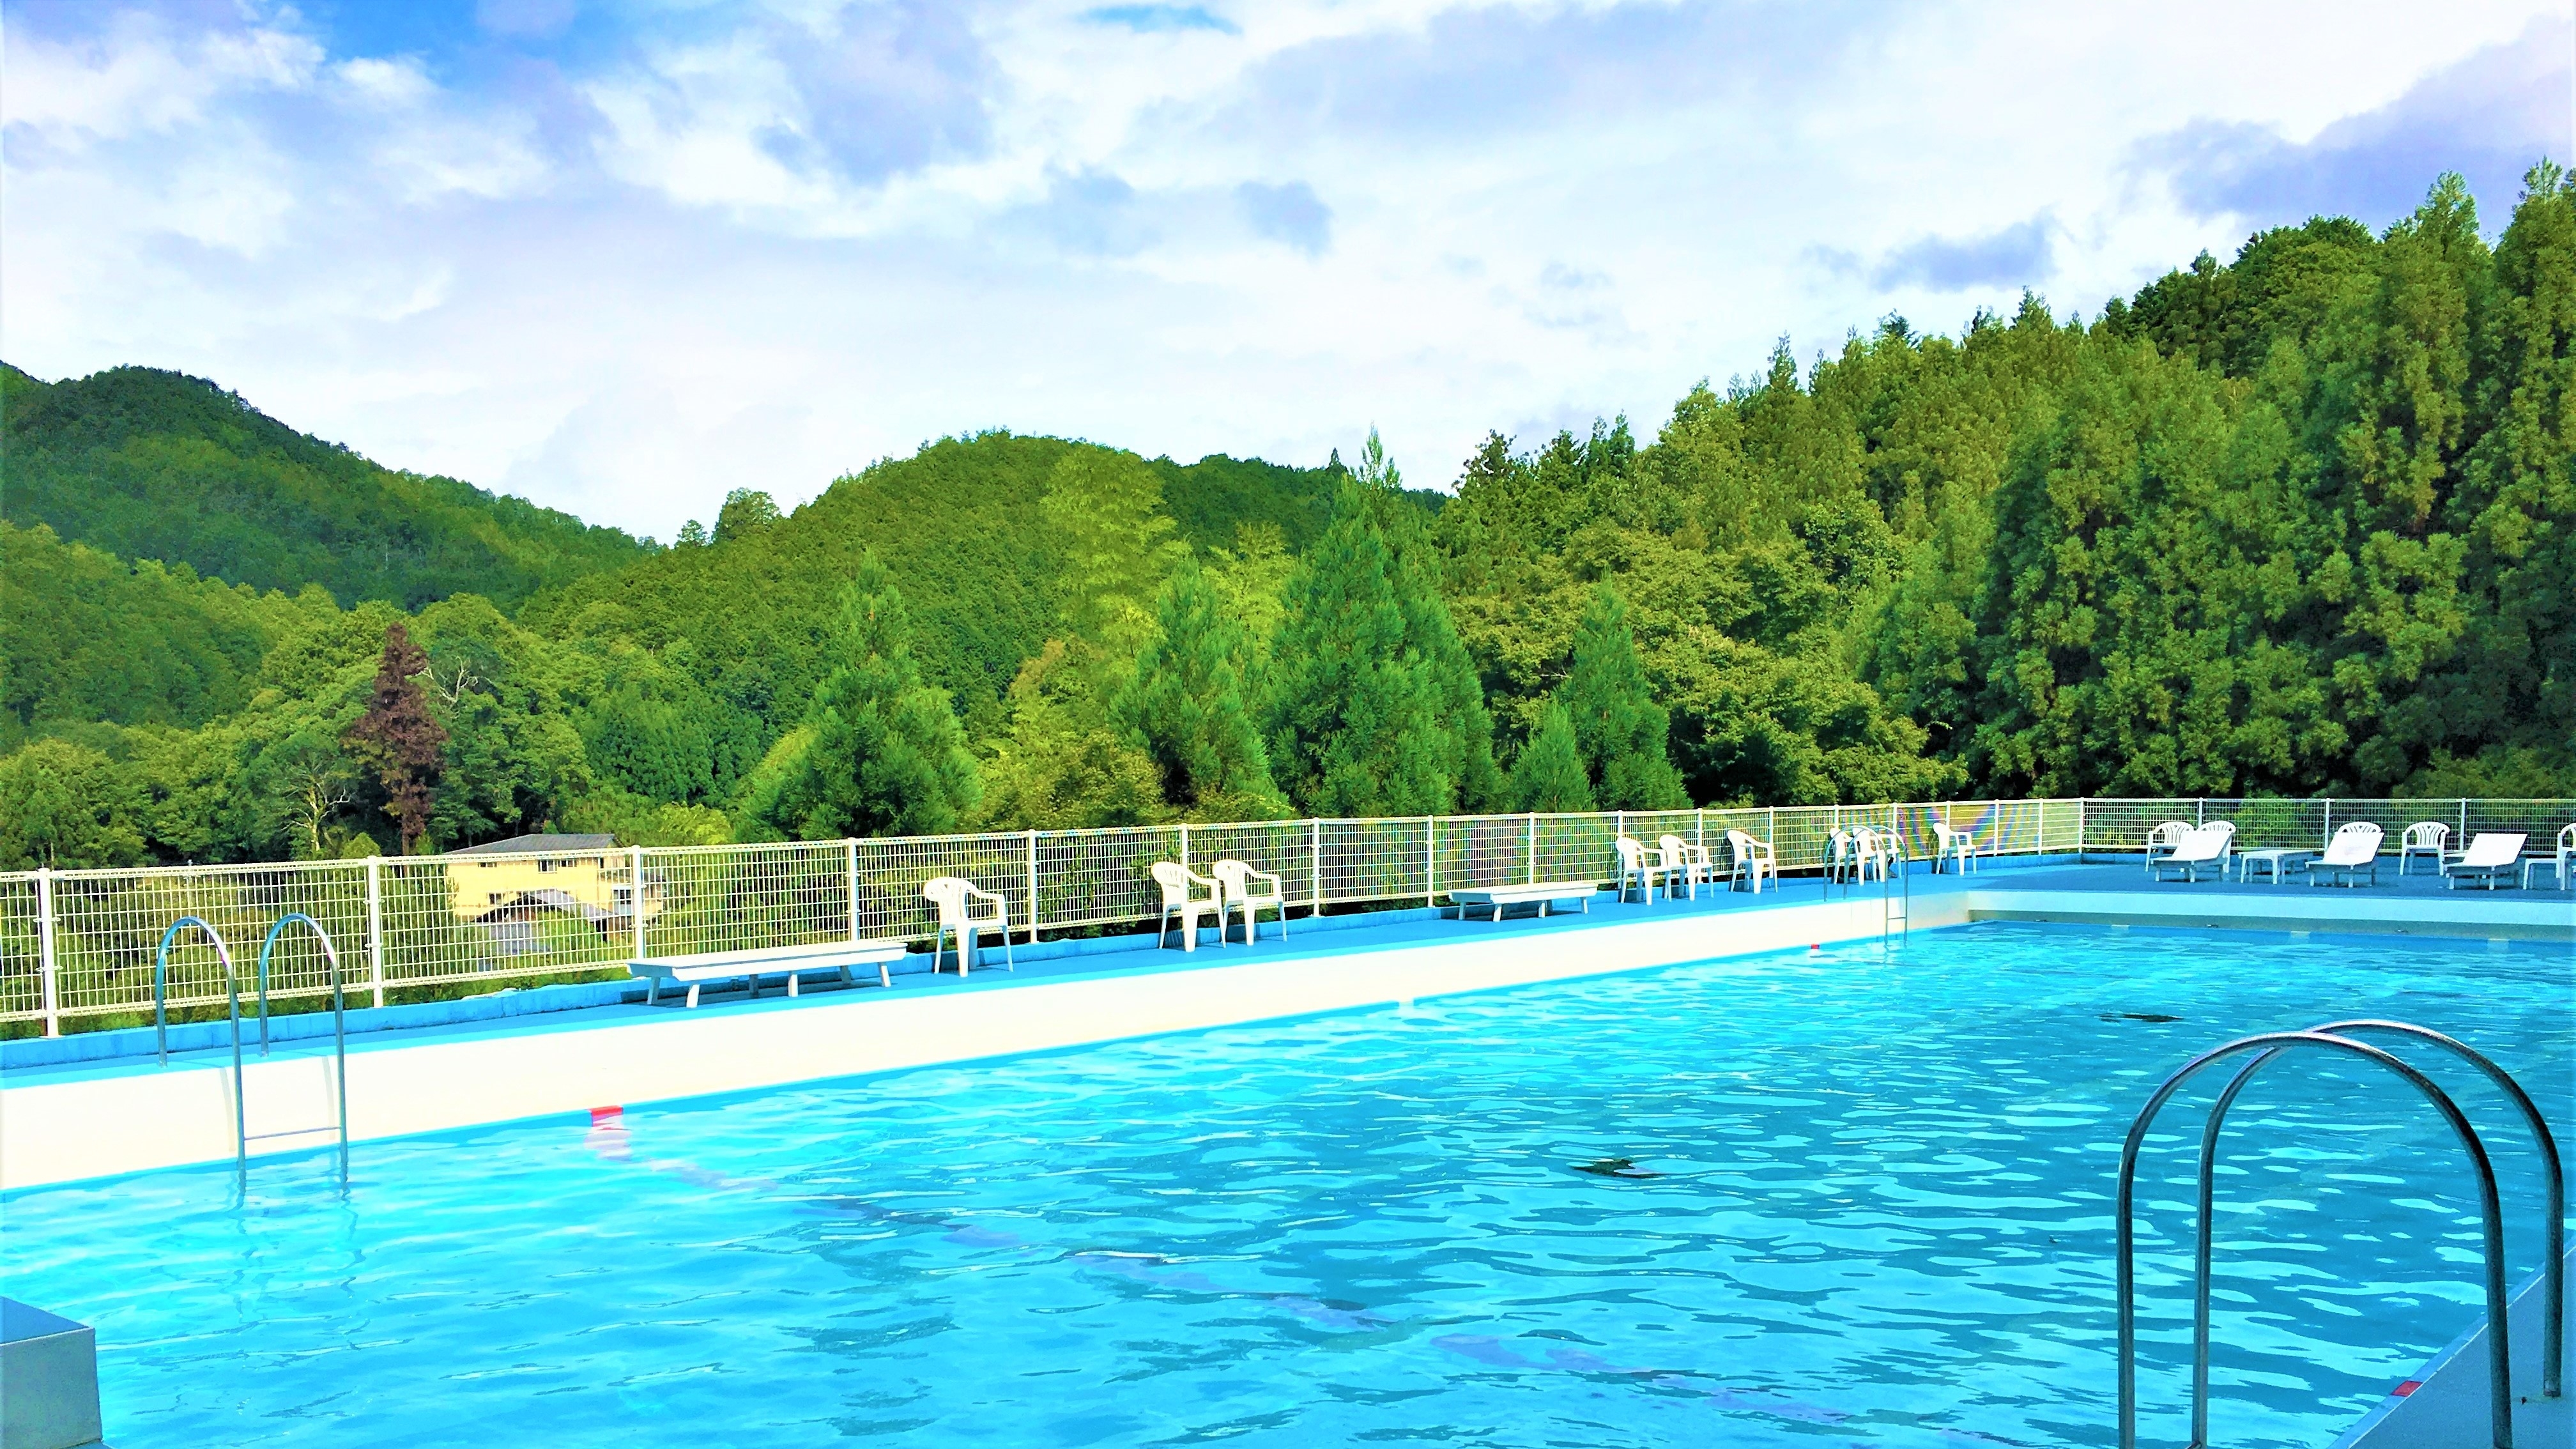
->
[3,163,2567,870]
[0,363,648,609]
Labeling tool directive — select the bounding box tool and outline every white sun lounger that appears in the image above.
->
[2306,820,2384,887]
[630,938,911,1008]
[1448,882,1598,921]
[2444,832,2528,890]
[2146,822,2234,882]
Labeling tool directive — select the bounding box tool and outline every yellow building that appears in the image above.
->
[445,833,666,953]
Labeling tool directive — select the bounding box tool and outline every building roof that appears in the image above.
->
[447,833,619,856]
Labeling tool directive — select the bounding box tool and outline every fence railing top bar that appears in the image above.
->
[22,857,376,884]
[645,838,852,859]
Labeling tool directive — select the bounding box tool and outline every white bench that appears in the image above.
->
[1447,882,1600,922]
[629,939,912,1008]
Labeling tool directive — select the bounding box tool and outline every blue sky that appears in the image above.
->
[4,1,2568,541]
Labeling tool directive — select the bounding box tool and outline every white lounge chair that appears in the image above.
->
[1211,858,1288,944]
[1151,861,1224,949]
[1724,830,1777,894]
[1825,829,1856,885]
[2444,832,2527,891]
[2142,820,2195,875]
[2306,820,2384,887]
[1931,820,1980,874]
[923,876,1015,976]
[2147,822,2234,882]
[1657,834,1713,900]
[2525,824,2575,891]
[2398,821,2450,876]
[1613,836,1671,903]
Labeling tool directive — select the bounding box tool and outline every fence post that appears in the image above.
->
[35,867,59,1039]
[1614,809,1625,843]
[1527,814,1537,885]
[1026,831,1040,945]
[2320,799,2332,852]
[2196,798,2205,828]
[2076,799,2087,862]
[846,838,861,942]
[1179,822,1190,874]
[1768,805,1777,848]
[1310,818,1322,918]
[1695,808,1706,853]
[631,847,648,960]
[365,855,386,1008]
[1425,817,1436,908]
[2458,798,2469,840]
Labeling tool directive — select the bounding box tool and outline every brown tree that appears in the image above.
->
[342,624,447,852]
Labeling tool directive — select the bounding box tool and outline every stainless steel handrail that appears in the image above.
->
[2117,1030,2514,1449]
[2190,1018,2564,1427]
[151,916,250,1174]
[257,914,351,1179]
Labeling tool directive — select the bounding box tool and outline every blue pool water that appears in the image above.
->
[3,923,2569,1448]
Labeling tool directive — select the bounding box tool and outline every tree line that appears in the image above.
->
[2,164,2568,869]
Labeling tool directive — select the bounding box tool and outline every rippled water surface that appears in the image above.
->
[4,923,2569,1448]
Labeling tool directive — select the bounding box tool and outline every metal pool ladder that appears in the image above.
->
[152,914,352,1182]
[2115,1020,2564,1449]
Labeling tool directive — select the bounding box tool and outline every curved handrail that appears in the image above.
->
[153,917,236,1068]
[151,916,250,1173]
[2118,1031,2513,1449]
[259,914,351,1177]
[2192,1019,2564,1427]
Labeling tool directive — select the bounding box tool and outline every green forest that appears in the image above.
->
[3,165,2569,870]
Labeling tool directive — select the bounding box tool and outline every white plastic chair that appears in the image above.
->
[923,876,1014,976]
[1724,830,1777,894]
[2143,820,2194,875]
[1211,859,1288,944]
[2524,824,2575,890]
[2398,821,2449,876]
[1931,821,1979,874]
[1613,836,1671,903]
[1657,835,1712,900]
[1853,826,1905,883]
[1825,829,1855,885]
[1151,861,1223,951]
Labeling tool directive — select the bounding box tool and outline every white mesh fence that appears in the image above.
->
[6,796,2567,1033]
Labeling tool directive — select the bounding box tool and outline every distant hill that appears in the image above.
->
[0,520,327,742]
[0,363,650,610]
[521,432,1367,735]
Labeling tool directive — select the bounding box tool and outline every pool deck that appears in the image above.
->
[1,853,2566,1193]
[2336,1243,2573,1449]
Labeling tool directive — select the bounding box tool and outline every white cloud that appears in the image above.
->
[3,0,2566,543]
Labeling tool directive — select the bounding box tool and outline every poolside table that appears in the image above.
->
[2235,848,2313,884]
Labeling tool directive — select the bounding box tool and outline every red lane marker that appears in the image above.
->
[590,1105,624,1127]
[2391,1381,2421,1398]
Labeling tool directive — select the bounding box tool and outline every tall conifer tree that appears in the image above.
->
[1122,560,1283,815]
[744,554,980,838]
[1510,701,1595,813]
[1264,482,1451,815]
[1563,583,1688,809]
[343,623,447,852]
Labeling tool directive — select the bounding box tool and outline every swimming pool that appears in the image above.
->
[3,923,2567,1448]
